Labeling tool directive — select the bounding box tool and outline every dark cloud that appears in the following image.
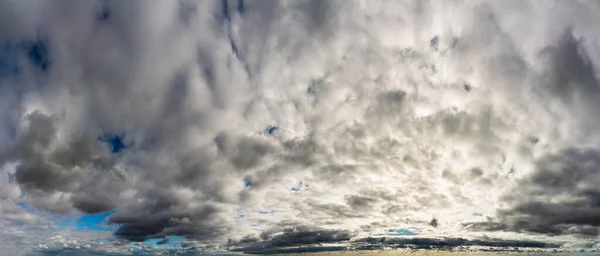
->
[156,236,170,245]
[459,28,600,238]
[228,225,353,254]
[429,217,439,228]
[237,246,347,255]
[109,192,230,242]
[470,148,600,236]
[1,0,265,241]
[355,236,560,250]
[0,111,122,213]
[541,29,600,106]
[230,234,560,254]
[536,29,600,138]
[70,192,114,214]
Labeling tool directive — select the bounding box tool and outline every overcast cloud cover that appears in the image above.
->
[2,0,600,254]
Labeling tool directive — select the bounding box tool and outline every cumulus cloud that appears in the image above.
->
[2,0,600,254]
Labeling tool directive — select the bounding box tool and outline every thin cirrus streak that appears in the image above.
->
[1,0,600,255]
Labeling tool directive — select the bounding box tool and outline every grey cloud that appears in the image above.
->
[541,29,600,106]
[214,131,279,171]
[470,148,600,236]
[156,236,170,245]
[111,202,229,242]
[429,217,439,228]
[70,192,115,215]
[534,29,600,141]
[304,199,366,219]
[4,0,600,254]
[235,246,347,255]
[230,233,560,254]
[355,236,560,250]
[0,200,37,225]
[228,225,353,254]
[2,0,255,241]
[344,194,379,210]
[0,111,122,214]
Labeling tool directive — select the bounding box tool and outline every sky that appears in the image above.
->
[2,0,600,255]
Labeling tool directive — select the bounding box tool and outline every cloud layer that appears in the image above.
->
[2,0,600,254]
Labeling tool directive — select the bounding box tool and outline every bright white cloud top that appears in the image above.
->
[2,0,600,255]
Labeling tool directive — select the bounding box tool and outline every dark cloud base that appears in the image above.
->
[468,148,600,237]
[225,226,559,254]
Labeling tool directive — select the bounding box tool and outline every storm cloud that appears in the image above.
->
[2,0,600,254]
[470,148,600,236]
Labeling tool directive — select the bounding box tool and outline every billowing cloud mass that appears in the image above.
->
[2,0,600,254]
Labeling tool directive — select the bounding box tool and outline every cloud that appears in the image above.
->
[469,148,600,236]
[429,218,439,228]
[354,236,560,250]
[226,225,559,254]
[2,0,600,254]
[110,201,229,242]
[227,225,353,254]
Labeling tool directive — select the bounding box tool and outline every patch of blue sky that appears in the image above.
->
[393,228,418,236]
[24,39,50,71]
[16,201,28,209]
[58,212,117,232]
[259,209,277,215]
[17,202,117,231]
[17,202,71,226]
[98,132,129,153]
[143,236,185,249]
[97,6,110,21]
[0,37,51,81]
[265,125,278,135]
[243,177,253,188]
[290,181,308,192]
[72,210,116,231]
[374,228,418,237]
